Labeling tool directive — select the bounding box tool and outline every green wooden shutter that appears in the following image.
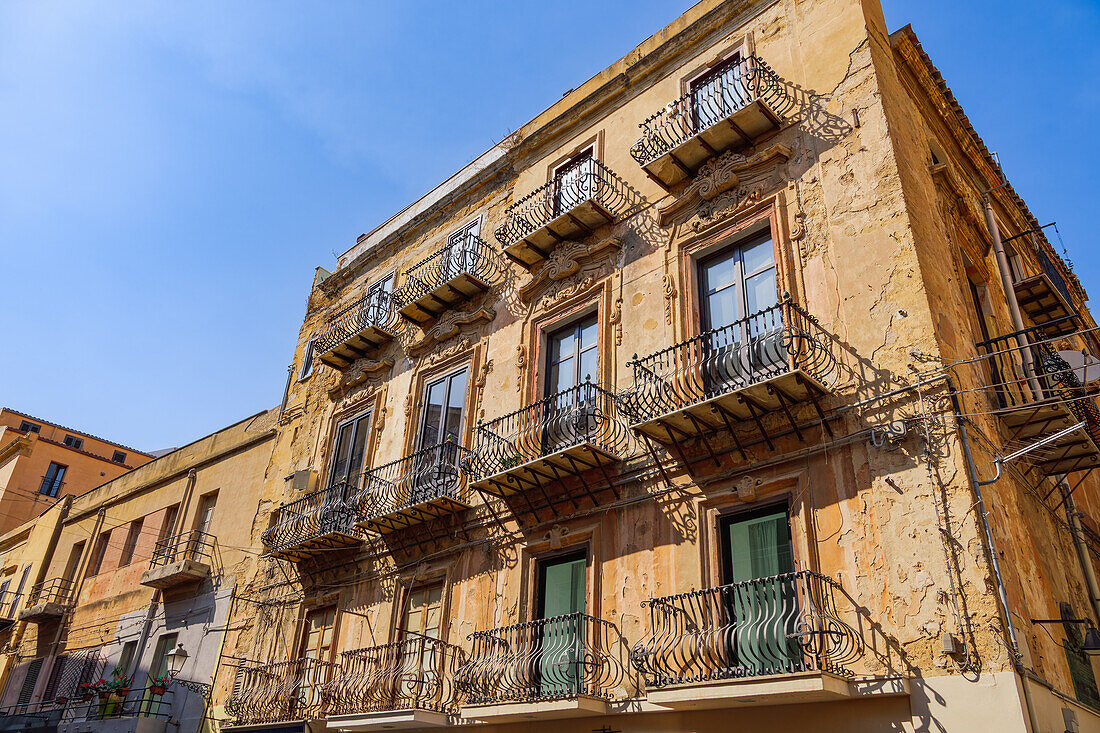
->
[538,555,586,697]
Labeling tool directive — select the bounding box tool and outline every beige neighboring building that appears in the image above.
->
[212,0,1100,732]
[0,409,154,535]
[0,408,277,733]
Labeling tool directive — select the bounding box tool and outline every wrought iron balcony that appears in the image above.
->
[621,300,836,453]
[316,290,398,370]
[1013,247,1078,336]
[262,483,361,561]
[630,54,793,188]
[322,633,466,728]
[457,613,626,718]
[19,577,73,623]
[632,571,865,695]
[140,529,214,589]
[352,441,471,534]
[394,234,504,325]
[465,382,631,504]
[225,658,338,726]
[976,320,1100,475]
[494,158,638,269]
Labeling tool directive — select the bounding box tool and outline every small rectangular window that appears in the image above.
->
[299,338,317,380]
[40,463,67,497]
[87,531,111,577]
[112,450,127,464]
[19,421,40,434]
[118,519,144,568]
[63,434,84,450]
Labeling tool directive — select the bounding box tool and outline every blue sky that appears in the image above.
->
[2,1,1098,451]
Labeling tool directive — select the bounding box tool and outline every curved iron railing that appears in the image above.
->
[315,289,398,357]
[630,54,794,168]
[149,529,215,568]
[456,613,625,704]
[494,158,636,248]
[621,300,837,426]
[25,577,74,608]
[261,483,360,556]
[395,234,503,307]
[323,633,467,716]
[351,441,470,525]
[976,320,1100,444]
[225,658,338,725]
[466,382,631,483]
[631,571,864,687]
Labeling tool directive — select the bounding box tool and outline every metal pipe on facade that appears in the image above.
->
[983,193,1043,399]
[1062,487,1100,626]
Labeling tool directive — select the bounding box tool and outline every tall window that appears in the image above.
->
[194,493,218,535]
[718,506,797,675]
[690,54,748,133]
[40,463,67,497]
[300,607,337,711]
[395,584,444,707]
[698,232,777,332]
[87,531,111,577]
[546,316,598,395]
[443,219,481,281]
[62,542,85,583]
[329,411,373,489]
[118,519,144,568]
[141,634,177,716]
[418,369,468,449]
[299,338,317,380]
[553,149,595,216]
[364,273,395,325]
[157,505,180,544]
[536,552,587,697]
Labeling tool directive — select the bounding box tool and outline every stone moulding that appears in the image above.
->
[658,143,793,227]
[328,358,394,398]
[518,237,623,303]
[406,307,496,358]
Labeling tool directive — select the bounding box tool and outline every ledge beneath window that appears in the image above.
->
[645,672,910,710]
[461,695,609,724]
[325,709,450,730]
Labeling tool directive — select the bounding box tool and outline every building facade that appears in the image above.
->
[0,409,277,733]
[209,1,1100,732]
[0,409,154,535]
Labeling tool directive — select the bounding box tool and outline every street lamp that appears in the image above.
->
[1030,619,1100,656]
[165,643,189,677]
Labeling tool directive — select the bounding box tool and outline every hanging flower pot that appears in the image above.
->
[97,690,111,701]
[150,685,167,696]
[54,696,68,706]
[81,693,93,703]
[113,687,129,699]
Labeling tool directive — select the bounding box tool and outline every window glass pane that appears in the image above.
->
[701,252,739,295]
[579,349,597,384]
[705,288,741,331]
[442,370,467,441]
[420,380,446,447]
[330,423,354,483]
[347,416,371,477]
[745,268,777,314]
[579,319,598,350]
[550,356,573,394]
[742,237,775,275]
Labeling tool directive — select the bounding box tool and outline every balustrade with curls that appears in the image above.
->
[630,54,793,188]
[225,658,338,726]
[494,157,639,268]
[261,483,360,560]
[394,231,504,324]
[465,381,631,495]
[351,441,471,533]
[316,284,398,369]
[457,613,626,705]
[323,634,467,716]
[631,571,865,688]
[622,299,837,445]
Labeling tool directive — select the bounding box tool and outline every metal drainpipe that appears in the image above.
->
[949,384,1039,733]
[1062,487,1100,624]
[983,194,1043,398]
